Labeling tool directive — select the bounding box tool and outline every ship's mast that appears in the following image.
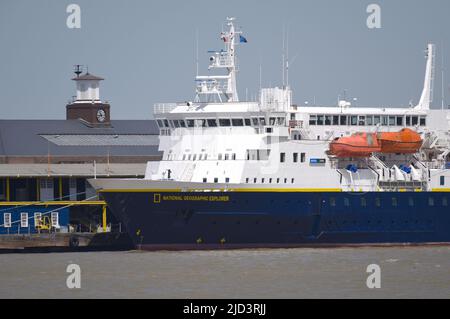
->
[195,17,241,103]
[415,43,436,110]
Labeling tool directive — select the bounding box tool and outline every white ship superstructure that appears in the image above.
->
[147,19,450,193]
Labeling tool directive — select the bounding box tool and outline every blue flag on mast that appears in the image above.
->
[239,35,248,43]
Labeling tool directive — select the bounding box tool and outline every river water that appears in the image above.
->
[0,246,449,298]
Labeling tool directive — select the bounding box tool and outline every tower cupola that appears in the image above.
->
[66,66,111,126]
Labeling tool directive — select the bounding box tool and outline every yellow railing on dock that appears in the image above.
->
[0,201,106,206]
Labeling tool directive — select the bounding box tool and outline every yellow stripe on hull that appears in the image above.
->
[98,188,342,193]
[432,188,450,192]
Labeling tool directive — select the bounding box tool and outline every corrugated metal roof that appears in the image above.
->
[0,163,146,177]
[41,134,159,146]
[0,119,161,156]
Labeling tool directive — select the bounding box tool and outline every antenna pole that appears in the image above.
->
[442,41,445,110]
[282,25,285,88]
[259,55,262,92]
[286,27,289,88]
[196,28,199,77]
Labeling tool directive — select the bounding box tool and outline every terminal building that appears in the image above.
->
[0,69,161,234]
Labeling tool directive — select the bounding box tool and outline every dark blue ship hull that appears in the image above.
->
[100,190,450,250]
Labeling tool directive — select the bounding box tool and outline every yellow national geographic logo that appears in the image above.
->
[153,193,161,203]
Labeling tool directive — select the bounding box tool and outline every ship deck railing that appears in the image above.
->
[378,180,427,191]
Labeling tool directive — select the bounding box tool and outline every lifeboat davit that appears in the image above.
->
[377,128,423,153]
[329,132,381,158]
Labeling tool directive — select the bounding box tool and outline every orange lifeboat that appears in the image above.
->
[329,132,381,158]
[377,128,422,153]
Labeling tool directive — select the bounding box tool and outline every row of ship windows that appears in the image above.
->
[329,196,448,207]
[309,115,427,126]
[170,152,307,163]
[157,117,286,129]
[200,177,296,184]
[169,153,237,161]
[246,177,295,184]
[1,212,58,228]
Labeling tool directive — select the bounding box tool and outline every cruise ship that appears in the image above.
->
[90,18,450,250]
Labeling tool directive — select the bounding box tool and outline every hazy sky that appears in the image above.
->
[0,0,449,119]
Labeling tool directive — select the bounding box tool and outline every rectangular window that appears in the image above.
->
[309,115,317,125]
[269,178,273,183]
[219,119,231,127]
[291,178,295,184]
[293,153,298,163]
[34,213,42,228]
[214,178,218,183]
[412,116,418,125]
[408,197,414,207]
[392,197,398,207]
[360,197,367,207]
[261,178,265,184]
[440,176,445,186]
[3,213,11,228]
[366,116,373,126]
[358,116,366,126]
[51,212,59,227]
[252,118,259,126]
[382,116,388,126]
[373,116,381,125]
[276,178,280,184]
[280,153,286,163]
[344,198,350,207]
[350,116,358,126]
[232,153,236,160]
[173,120,180,128]
[406,116,411,126]
[389,116,395,126]
[284,178,287,184]
[300,153,306,163]
[225,178,230,183]
[203,178,207,183]
[325,115,332,125]
[340,115,347,125]
[375,198,381,207]
[317,115,324,125]
[245,178,249,183]
[420,116,426,126]
[254,178,257,183]
[231,118,244,126]
[186,119,195,127]
[269,117,276,125]
[224,154,229,161]
[396,116,403,126]
[207,119,218,127]
[259,117,266,126]
[156,119,164,128]
[443,197,448,207]
[21,212,28,228]
[244,118,251,126]
[179,120,186,127]
[428,197,435,207]
[332,115,339,125]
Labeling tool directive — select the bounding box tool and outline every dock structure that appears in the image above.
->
[0,70,162,238]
